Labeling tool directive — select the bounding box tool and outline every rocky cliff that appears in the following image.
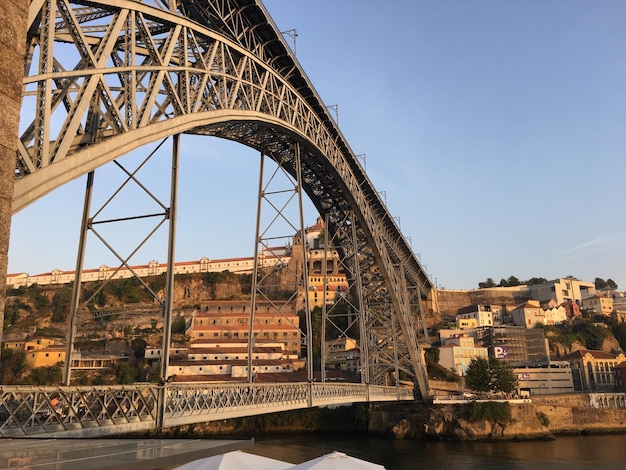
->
[373,397,626,441]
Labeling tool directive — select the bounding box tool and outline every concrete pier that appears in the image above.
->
[0,0,28,350]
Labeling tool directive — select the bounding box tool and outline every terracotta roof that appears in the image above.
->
[514,302,541,310]
[189,339,290,346]
[194,312,298,318]
[190,325,298,331]
[170,359,288,366]
[187,347,279,354]
[560,349,618,360]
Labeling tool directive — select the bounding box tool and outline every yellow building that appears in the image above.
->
[582,294,613,316]
[26,346,66,368]
[24,338,56,351]
[293,218,349,308]
[561,349,626,392]
[456,317,478,329]
[2,339,27,350]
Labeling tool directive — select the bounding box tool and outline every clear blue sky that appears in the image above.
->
[8,0,626,290]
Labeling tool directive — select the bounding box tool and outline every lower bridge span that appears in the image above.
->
[0,382,415,438]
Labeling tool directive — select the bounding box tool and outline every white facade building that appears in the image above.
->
[456,305,494,329]
[511,300,567,328]
[528,278,596,305]
[439,335,488,375]
[514,362,575,395]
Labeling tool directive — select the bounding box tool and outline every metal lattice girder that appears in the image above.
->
[0,382,413,437]
[319,211,369,383]
[0,385,159,438]
[16,0,434,395]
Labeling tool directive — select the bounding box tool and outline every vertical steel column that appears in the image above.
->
[391,306,400,394]
[320,213,329,383]
[159,134,179,383]
[247,149,265,382]
[294,143,313,388]
[350,216,369,388]
[63,171,94,385]
[157,134,179,431]
[415,287,430,342]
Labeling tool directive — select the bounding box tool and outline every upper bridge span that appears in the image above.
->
[3,0,435,437]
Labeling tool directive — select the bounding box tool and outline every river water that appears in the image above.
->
[249,433,626,469]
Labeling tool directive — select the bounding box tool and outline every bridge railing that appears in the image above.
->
[0,382,414,438]
[0,384,159,438]
[163,382,311,426]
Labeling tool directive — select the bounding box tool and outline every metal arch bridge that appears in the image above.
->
[6,0,434,437]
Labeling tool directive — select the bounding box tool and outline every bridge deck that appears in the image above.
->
[0,382,414,438]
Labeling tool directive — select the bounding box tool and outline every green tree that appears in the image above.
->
[113,362,139,384]
[606,279,618,291]
[466,357,518,394]
[131,338,147,359]
[614,323,626,351]
[28,363,63,385]
[465,357,492,392]
[51,285,73,323]
[595,277,607,290]
[573,321,607,350]
[489,358,518,394]
[425,347,440,364]
[478,278,496,289]
[0,349,27,384]
[171,316,187,334]
[497,276,522,287]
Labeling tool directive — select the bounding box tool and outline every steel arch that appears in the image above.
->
[16,0,433,395]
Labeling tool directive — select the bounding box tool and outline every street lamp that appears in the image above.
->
[378,191,387,205]
[326,104,338,123]
[356,154,366,171]
[280,29,298,55]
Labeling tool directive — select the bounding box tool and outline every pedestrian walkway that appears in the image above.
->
[0,438,253,470]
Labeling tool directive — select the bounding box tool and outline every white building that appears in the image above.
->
[528,278,596,305]
[582,294,613,316]
[511,300,567,328]
[439,335,488,375]
[514,362,575,396]
[6,251,291,288]
[146,341,301,380]
[456,305,494,329]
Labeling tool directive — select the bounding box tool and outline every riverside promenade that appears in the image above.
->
[0,438,254,469]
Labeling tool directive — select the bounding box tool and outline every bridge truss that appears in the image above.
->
[0,382,413,438]
[9,0,435,435]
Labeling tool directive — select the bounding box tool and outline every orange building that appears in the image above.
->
[192,300,301,354]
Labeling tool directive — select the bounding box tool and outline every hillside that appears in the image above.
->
[7,272,246,339]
